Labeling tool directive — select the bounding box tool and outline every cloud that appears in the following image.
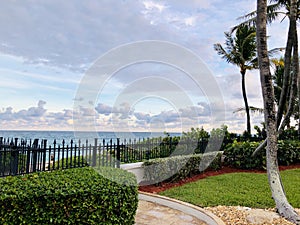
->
[0,0,171,71]
[0,0,265,73]
[0,0,287,133]
[0,101,72,130]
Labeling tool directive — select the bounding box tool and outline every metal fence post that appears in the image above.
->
[42,140,47,171]
[92,138,97,167]
[116,138,120,168]
[11,138,19,175]
[32,139,39,173]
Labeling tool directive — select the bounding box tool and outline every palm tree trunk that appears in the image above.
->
[256,0,300,224]
[278,0,298,136]
[278,17,299,133]
[298,41,300,140]
[241,71,251,134]
[276,1,295,129]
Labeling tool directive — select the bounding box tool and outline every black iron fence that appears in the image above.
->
[0,136,215,177]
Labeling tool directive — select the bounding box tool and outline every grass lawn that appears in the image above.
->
[160,169,300,209]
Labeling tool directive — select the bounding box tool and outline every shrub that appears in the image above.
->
[143,152,222,184]
[0,167,138,225]
[223,140,300,169]
[277,140,300,165]
[48,156,89,170]
[223,141,265,169]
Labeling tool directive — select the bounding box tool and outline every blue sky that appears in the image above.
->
[0,0,288,133]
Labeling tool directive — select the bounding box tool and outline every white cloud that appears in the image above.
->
[0,0,288,133]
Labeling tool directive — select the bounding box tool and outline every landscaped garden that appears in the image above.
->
[0,125,299,224]
[160,169,300,209]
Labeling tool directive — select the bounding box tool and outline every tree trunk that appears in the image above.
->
[279,14,299,135]
[241,70,251,134]
[256,0,300,224]
[298,36,300,140]
[276,5,295,129]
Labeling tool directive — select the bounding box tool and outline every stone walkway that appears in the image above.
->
[135,193,224,225]
[135,200,207,225]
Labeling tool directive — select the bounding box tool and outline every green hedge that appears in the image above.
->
[223,141,264,169]
[223,140,300,169]
[277,140,300,165]
[0,167,138,225]
[143,152,222,184]
[48,156,89,170]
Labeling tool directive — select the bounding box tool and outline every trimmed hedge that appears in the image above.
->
[223,140,300,169]
[0,167,138,225]
[143,152,222,184]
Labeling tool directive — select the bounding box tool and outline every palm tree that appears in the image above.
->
[236,0,300,135]
[214,25,257,134]
[256,0,300,223]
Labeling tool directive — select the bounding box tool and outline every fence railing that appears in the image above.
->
[0,136,215,177]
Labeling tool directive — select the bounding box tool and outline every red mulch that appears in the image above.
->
[138,163,300,194]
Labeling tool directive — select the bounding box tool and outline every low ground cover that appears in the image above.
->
[159,169,300,209]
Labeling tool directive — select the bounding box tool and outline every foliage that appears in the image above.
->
[277,140,300,165]
[279,127,299,140]
[223,141,265,169]
[182,127,209,140]
[0,167,138,225]
[143,152,222,184]
[160,169,300,208]
[224,140,300,169]
[254,122,267,139]
[48,156,89,170]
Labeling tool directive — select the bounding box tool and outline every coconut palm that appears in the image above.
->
[214,24,257,134]
[236,0,300,134]
[256,0,300,223]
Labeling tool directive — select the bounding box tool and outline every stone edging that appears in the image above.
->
[138,191,225,225]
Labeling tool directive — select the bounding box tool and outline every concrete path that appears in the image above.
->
[135,192,225,225]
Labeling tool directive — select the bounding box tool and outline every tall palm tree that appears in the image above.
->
[236,0,300,135]
[256,0,300,223]
[214,25,257,134]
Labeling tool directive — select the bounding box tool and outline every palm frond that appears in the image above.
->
[231,18,256,32]
[268,47,285,57]
[233,106,264,114]
[224,32,235,52]
[213,43,236,64]
[232,2,285,32]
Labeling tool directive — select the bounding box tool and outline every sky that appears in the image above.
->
[0,0,289,133]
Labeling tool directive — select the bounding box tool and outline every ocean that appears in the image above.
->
[0,130,181,146]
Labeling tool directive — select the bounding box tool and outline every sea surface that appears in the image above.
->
[0,130,181,146]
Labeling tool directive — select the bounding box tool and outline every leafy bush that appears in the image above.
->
[279,127,299,140]
[223,140,300,169]
[223,141,265,169]
[277,140,300,165]
[0,167,138,225]
[143,152,222,184]
[48,156,89,170]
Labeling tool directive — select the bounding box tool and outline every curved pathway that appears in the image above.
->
[135,192,225,225]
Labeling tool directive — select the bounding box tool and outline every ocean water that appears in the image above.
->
[0,130,181,146]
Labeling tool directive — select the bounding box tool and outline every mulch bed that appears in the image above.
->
[138,163,300,194]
